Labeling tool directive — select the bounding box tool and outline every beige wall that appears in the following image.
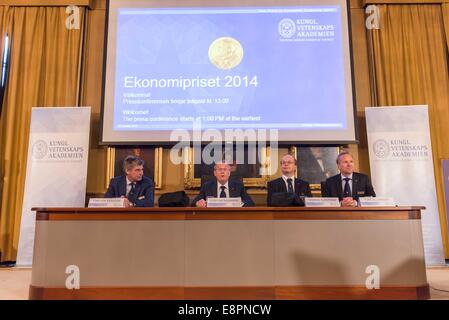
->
[67,0,449,257]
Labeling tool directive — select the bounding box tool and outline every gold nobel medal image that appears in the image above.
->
[208,37,243,70]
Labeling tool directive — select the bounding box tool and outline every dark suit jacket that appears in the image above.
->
[191,180,255,207]
[266,177,312,206]
[322,172,376,201]
[104,175,154,207]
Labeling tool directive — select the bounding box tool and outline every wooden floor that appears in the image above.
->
[1,266,448,300]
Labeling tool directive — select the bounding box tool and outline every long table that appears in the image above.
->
[29,206,429,300]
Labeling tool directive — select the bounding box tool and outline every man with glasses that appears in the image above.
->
[192,161,255,207]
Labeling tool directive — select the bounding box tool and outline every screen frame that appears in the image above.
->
[99,0,359,146]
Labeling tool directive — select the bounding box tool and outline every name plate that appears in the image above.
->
[206,197,243,208]
[358,197,396,207]
[305,197,340,207]
[88,198,125,208]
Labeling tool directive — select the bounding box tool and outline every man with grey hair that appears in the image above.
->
[192,161,255,207]
[322,151,375,207]
[105,155,154,207]
[267,154,312,206]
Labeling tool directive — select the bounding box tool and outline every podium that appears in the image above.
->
[29,207,429,300]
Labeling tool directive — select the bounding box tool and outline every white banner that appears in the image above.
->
[366,105,445,265]
[16,107,91,266]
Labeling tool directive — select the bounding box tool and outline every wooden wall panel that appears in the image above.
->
[17,0,445,256]
[81,8,108,194]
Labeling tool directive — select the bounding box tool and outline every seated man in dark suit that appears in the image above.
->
[322,151,376,207]
[267,154,312,206]
[192,161,255,207]
[105,155,154,207]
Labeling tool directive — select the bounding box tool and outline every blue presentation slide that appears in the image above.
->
[113,6,347,131]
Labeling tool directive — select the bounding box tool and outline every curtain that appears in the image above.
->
[0,6,85,262]
[369,4,449,256]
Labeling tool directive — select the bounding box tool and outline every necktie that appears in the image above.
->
[128,182,136,199]
[343,178,351,197]
[219,186,226,198]
[287,178,294,193]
